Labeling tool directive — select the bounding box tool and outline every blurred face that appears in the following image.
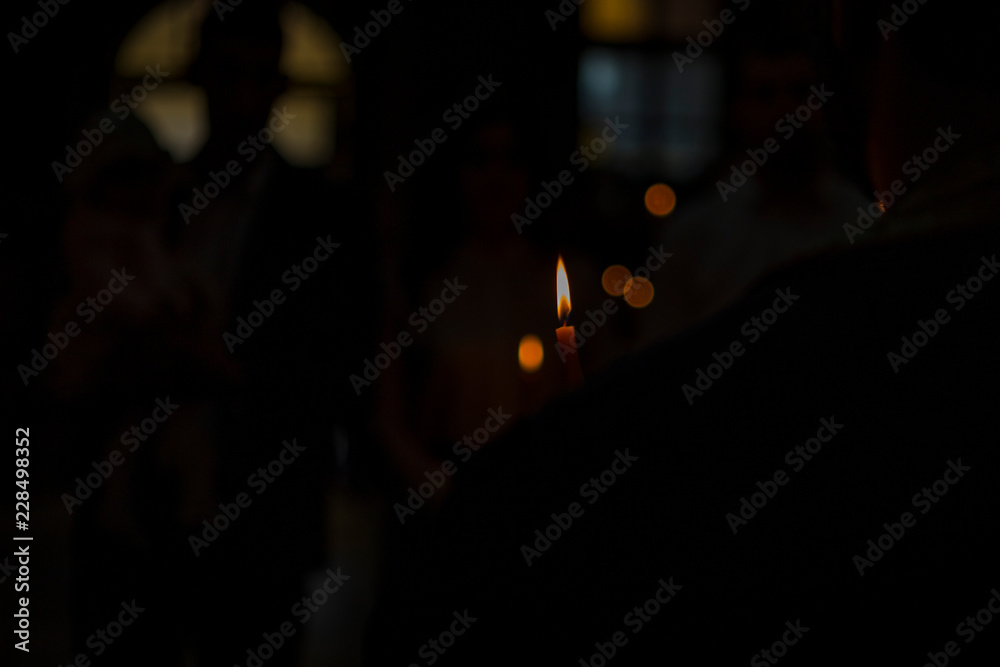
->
[732,52,824,166]
[460,123,530,234]
[734,54,816,142]
[821,0,882,187]
[195,38,286,144]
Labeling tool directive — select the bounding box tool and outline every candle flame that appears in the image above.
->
[556,255,571,324]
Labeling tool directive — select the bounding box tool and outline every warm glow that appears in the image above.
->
[581,0,648,43]
[624,276,654,308]
[518,334,544,373]
[644,183,677,217]
[602,265,632,296]
[113,0,346,166]
[557,255,572,324]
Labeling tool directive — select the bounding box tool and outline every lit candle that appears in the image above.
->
[555,255,583,387]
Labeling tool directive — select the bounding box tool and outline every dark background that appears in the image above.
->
[3,0,999,665]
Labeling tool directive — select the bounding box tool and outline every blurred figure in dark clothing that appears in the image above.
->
[649,32,865,343]
[54,4,374,665]
[365,2,1000,664]
[47,106,220,666]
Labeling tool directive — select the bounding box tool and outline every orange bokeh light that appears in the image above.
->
[602,265,632,296]
[644,183,677,217]
[624,276,654,308]
[518,334,544,373]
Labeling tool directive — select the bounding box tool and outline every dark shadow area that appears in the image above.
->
[4,0,999,665]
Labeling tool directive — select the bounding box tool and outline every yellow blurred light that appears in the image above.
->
[278,2,350,85]
[114,0,205,78]
[623,276,654,308]
[645,183,677,217]
[518,334,544,373]
[581,0,648,42]
[113,0,346,166]
[602,265,632,297]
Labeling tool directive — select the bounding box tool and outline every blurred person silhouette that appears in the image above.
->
[373,116,609,516]
[373,118,551,507]
[365,1,1000,664]
[49,3,374,665]
[411,119,564,435]
[648,31,867,342]
[164,5,374,665]
[44,104,237,666]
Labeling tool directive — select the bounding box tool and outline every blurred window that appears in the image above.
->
[578,0,724,182]
[114,0,351,167]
